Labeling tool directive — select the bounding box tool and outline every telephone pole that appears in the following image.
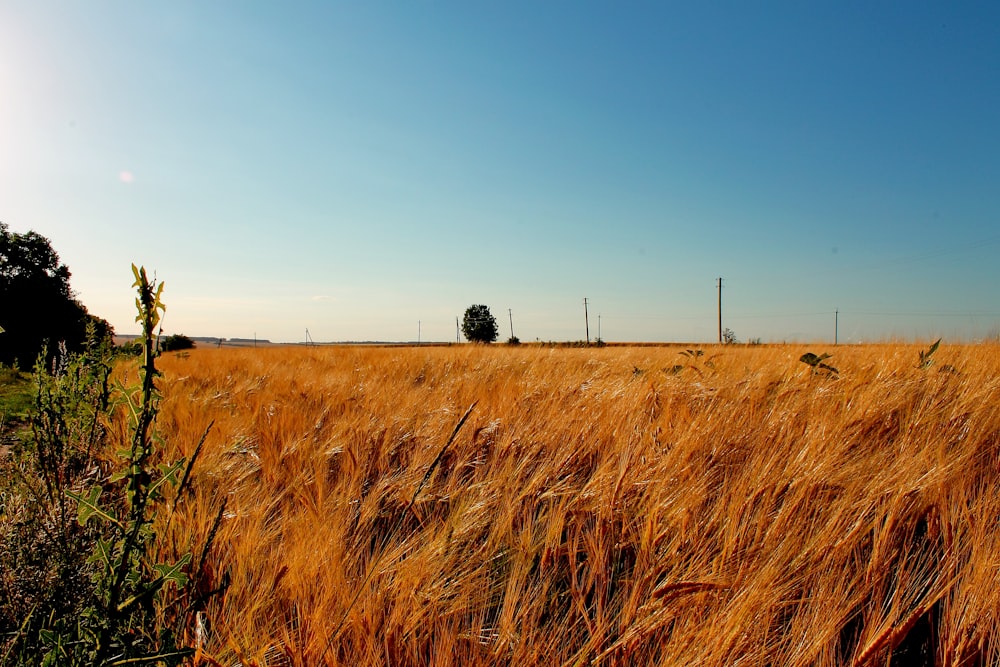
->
[583,298,590,344]
[716,277,723,343]
[835,309,839,345]
[418,320,421,345]
[508,308,515,341]
[598,314,601,343]
[456,317,460,343]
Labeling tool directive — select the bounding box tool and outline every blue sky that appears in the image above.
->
[2,2,998,343]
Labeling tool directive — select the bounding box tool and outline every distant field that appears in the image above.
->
[144,343,1000,666]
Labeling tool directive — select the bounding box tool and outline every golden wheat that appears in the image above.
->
[133,343,1000,666]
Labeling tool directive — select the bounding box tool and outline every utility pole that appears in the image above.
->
[583,298,590,345]
[716,277,723,343]
[418,320,421,345]
[508,308,515,341]
[598,314,601,343]
[456,317,460,343]
[835,309,839,345]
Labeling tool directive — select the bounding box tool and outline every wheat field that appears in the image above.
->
[139,343,1000,666]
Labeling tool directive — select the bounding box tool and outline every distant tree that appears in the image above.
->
[722,327,738,345]
[0,222,112,369]
[86,313,114,345]
[117,339,143,357]
[160,333,195,352]
[462,305,499,343]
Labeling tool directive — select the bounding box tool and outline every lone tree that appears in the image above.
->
[461,304,499,343]
[0,222,112,368]
[160,333,195,352]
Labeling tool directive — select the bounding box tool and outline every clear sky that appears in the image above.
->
[2,2,998,344]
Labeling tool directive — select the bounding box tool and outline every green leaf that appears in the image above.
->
[801,352,837,374]
[66,487,123,529]
[157,458,185,484]
[96,537,114,564]
[147,458,185,498]
[154,281,165,309]
[116,553,191,613]
[154,552,191,587]
[799,353,821,367]
[918,338,942,369]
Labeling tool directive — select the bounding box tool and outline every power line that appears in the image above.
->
[841,310,1000,318]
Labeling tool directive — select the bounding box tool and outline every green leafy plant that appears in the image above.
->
[917,338,941,370]
[799,352,839,377]
[0,333,114,666]
[0,363,32,420]
[666,349,719,377]
[0,266,219,665]
[58,265,197,664]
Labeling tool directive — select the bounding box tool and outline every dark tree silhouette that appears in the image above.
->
[461,304,499,343]
[0,222,112,368]
[160,334,195,352]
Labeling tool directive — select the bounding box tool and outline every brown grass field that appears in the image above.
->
[136,343,1000,666]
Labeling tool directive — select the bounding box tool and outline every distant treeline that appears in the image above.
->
[114,335,273,347]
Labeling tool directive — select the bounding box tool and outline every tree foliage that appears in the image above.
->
[161,333,195,352]
[461,305,499,344]
[0,222,112,369]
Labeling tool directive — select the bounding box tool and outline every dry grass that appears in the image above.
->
[137,343,1000,666]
